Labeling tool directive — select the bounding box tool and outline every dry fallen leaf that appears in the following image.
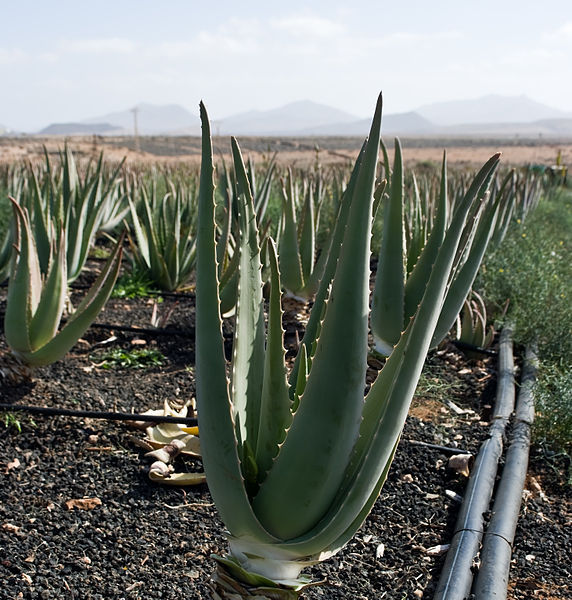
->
[65,498,102,511]
[2,523,21,534]
[448,453,474,477]
[426,544,450,556]
[6,458,21,471]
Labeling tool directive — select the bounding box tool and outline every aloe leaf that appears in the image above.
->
[405,173,424,275]
[288,138,368,393]
[403,151,449,321]
[128,195,151,269]
[380,138,391,185]
[302,240,329,300]
[4,199,39,354]
[430,188,501,347]
[278,171,304,295]
[28,229,67,350]
[252,93,383,540]
[255,238,292,482]
[195,102,276,543]
[298,185,315,284]
[216,184,233,272]
[230,137,266,455]
[254,153,277,222]
[29,169,52,274]
[371,138,405,355]
[219,249,240,317]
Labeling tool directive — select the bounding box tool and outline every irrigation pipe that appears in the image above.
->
[451,340,498,357]
[433,327,516,600]
[0,404,198,426]
[473,344,537,599]
[90,322,193,337]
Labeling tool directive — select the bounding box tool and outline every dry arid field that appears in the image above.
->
[1,134,571,169]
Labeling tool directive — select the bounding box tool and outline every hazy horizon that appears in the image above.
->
[3,1,572,131]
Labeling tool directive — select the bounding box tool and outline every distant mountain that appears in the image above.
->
[415,94,572,126]
[214,100,360,135]
[82,103,200,135]
[303,111,436,136]
[439,118,572,137]
[39,122,120,136]
[30,95,572,138]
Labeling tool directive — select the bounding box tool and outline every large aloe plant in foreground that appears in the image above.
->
[195,96,501,599]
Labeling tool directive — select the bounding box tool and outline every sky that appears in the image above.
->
[2,0,571,131]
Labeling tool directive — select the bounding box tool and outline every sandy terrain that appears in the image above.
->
[1,134,571,170]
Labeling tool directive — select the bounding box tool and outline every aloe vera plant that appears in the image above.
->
[455,289,495,353]
[3,198,123,368]
[195,96,502,598]
[22,147,125,282]
[127,177,197,291]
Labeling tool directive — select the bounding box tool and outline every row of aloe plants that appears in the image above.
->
[0,136,552,299]
[0,132,554,377]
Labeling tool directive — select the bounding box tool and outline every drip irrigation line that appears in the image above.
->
[433,327,516,600]
[90,322,193,337]
[70,284,196,299]
[406,439,471,455]
[472,344,537,599]
[451,340,498,357]
[0,404,198,426]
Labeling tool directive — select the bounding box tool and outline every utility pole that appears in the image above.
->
[131,106,140,153]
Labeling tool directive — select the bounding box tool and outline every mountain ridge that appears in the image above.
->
[6,95,572,137]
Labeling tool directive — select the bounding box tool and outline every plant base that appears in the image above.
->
[209,554,323,600]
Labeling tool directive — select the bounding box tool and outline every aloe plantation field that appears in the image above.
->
[0,105,570,600]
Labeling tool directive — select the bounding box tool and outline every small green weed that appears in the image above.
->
[3,412,22,433]
[2,412,36,432]
[92,347,165,369]
[91,246,112,260]
[112,270,162,300]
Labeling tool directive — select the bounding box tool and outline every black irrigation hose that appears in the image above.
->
[70,282,196,299]
[90,322,193,337]
[0,404,198,426]
[406,439,471,455]
[473,345,537,599]
[433,327,516,600]
[451,340,498,357]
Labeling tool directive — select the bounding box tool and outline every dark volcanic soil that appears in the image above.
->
[0,283,570,599]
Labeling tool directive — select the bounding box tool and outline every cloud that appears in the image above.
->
[0,48,27,65]
[270,16,344,38]
[156,18,261,58]
[374,31,462,48]
[61,37,137,55]
[551,22,572,40]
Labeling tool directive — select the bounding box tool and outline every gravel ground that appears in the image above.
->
[1,289,570,599]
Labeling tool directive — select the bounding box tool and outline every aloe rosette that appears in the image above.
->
[195,96,501,598]
[127,179,197,291]
[4,199,123,368]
